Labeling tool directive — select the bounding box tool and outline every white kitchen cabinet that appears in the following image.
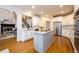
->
[62,29,74,40]
[62,29,77,52]
[68,30,74,46]
[62,29,70,37]
[17,29,34,42]
[62,26,74,38]
[69,30,77,52]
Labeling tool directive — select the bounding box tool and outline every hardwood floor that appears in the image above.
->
[0,36,74,53]
[47,36,74,53]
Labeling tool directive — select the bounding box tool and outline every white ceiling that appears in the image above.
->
[12,5,74,16]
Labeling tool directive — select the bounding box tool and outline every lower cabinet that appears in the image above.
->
[62,30,70,37]
[62,29,74,38]
[62,29,76,52]
[17,29,34,42]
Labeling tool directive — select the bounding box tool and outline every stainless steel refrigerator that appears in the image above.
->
[53,21,62,36]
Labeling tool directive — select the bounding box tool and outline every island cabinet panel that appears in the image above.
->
[33,34,43,52]
[33,31,53,53]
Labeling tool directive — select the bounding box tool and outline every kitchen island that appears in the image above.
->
[33,31,53,53]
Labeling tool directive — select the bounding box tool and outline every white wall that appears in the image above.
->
[32,16,40,28]
[0,7,15,24]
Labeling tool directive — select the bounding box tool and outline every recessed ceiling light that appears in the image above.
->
[61,11,64,13]
[60,5,63,7]
[32,5,35,8]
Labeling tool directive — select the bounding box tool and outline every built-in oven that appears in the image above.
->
[74,9,79,52]
[74,20,79,52]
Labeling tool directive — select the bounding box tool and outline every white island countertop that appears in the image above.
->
[34,31,53,34]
